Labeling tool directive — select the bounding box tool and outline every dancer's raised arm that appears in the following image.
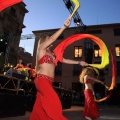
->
[40,17,71,50]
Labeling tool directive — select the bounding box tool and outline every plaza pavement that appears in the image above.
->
[0,105,120,120]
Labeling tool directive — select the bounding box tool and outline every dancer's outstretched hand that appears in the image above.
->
[79,61,88,66]
[64,17,72,28]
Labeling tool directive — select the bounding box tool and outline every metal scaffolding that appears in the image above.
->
[63,0,84,26]
[20,0,86,40]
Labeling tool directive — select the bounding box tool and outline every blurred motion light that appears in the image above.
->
[74,18,81,25]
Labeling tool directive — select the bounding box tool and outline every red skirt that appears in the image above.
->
[82,89,100,119]
[29,74,67,120]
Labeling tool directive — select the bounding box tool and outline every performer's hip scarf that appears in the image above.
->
[82,89,99,119]
[29,74,67,120]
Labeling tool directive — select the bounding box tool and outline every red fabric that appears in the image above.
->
[108,48,116,90]
[84,79,91,84]
[38,54,55,65]
[16,64,24,69]
[95,48,116,102]
[53,34,104,65]
[29,74,67,120]
[17,66,37,78]
[82,89,99,119]
[54,33,116,103]
[31,69,37,78]
[0,0,23,12]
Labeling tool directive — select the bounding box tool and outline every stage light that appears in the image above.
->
[0,39,3,41]
[74,18,81,25]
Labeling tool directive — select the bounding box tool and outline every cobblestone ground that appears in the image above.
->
[0,105,120,120]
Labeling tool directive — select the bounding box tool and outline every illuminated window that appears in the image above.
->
[115,45,120,56]
[74,46,82,58]
[94,45,101,57]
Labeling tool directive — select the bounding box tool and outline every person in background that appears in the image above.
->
[15,59,24,74]
[79,67,104,120]
[29,16,88,120]
[15,59,24,69]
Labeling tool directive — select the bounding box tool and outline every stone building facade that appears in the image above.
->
[18,47,33,66]
[0,2,28,69]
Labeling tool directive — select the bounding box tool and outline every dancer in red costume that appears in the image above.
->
[29,16,88,120]
[79,67,104,120]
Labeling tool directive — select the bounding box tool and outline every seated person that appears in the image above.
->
[15,59,24,74]
[15,59,24,69]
